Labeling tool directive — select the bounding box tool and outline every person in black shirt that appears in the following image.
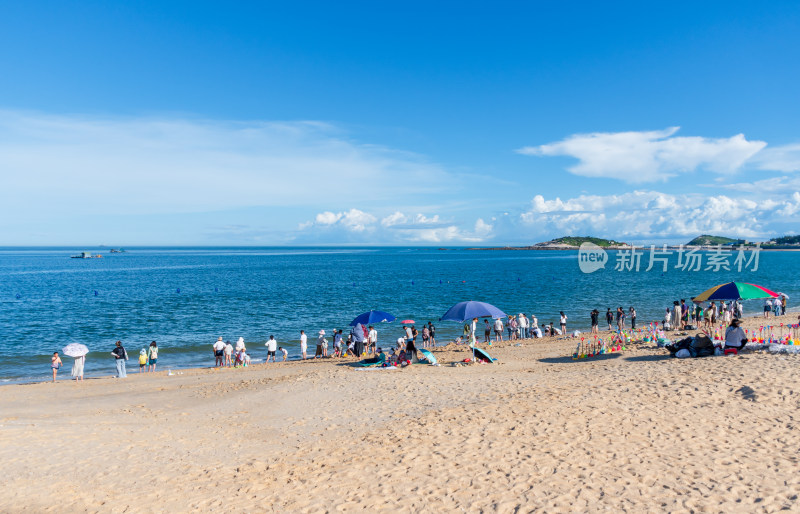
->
[111,340,128,378]
[605,308,613,331]
[590,309,599,335]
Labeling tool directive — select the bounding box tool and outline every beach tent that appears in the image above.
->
[693,281,779,302]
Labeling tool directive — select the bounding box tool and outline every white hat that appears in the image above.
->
[319,330,326,335]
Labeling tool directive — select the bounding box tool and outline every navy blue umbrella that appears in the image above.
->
[349,310,396,327]
[440,301,506,362]
[440,301,506,323]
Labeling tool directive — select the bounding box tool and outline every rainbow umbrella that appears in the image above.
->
[693,281,779,302]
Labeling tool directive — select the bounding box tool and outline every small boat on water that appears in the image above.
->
[109,248,126,253]
[70,252,103,259]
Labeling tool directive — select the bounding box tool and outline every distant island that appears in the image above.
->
[466,233,800,251]
[468,236,631,251]
[685,234,800,249]
[686,234,741,246]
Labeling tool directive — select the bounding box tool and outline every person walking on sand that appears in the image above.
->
[111,341,128,378]
[147,341,158,373]
[300,330,308,360]
[629,307,637,330]
[606,308,613,331]
[72,353,85,381]
[590,309,599,335]
[428,322,436,346]
[422,324,430,348]
[484,319,491,343]
[494,317,504,342]
[265,335,278,363]
[559,312,567,336]
[51,351,62,382]
[213,337,225,367]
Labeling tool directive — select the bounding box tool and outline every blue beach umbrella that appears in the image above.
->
[440,301,506,362]
[349,310,396,327]
[440,301,506,323]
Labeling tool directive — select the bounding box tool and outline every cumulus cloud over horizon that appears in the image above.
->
[297,209,493,243]
[517,190,800,242]
[517,127,767,183]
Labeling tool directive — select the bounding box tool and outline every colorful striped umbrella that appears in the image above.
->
[693,281,779,302]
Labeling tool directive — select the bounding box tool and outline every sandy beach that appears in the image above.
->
[3,314,800,512]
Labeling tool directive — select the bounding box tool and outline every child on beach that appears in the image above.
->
[279,346,288,362]
[224,341,233,367]
[139,349,148,372]
[51,352,62,382]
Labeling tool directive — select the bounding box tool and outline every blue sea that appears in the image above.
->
[1,246,798,383]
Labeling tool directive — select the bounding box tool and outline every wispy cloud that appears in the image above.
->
[752,143,800,172]
[0,110,452,218]
[517,127,766,183]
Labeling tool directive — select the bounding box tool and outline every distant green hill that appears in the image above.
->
[686,235,739,246]
[771,235,800,245]
[544,236,627,248]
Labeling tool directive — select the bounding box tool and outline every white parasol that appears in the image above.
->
[62,343,89,358]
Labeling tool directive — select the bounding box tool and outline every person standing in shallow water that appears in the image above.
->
[590,309,599,335]
[629,307,636,330]
[606,308,613,331]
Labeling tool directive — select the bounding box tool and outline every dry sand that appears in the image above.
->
[2,314,800,512]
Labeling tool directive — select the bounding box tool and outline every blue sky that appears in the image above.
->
[2,1,800,245]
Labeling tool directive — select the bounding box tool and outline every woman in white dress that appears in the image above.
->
[72,355,85,381]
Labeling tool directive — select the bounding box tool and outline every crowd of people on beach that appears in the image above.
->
[47,294,794,382]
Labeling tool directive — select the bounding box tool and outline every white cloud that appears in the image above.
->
[518,190,800,241]
[301,208,377,232]
[380,212,447,228]
[753,143,800,172]
[517,127,767,183]
[0,110,451,218]
[299,210,493,243]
